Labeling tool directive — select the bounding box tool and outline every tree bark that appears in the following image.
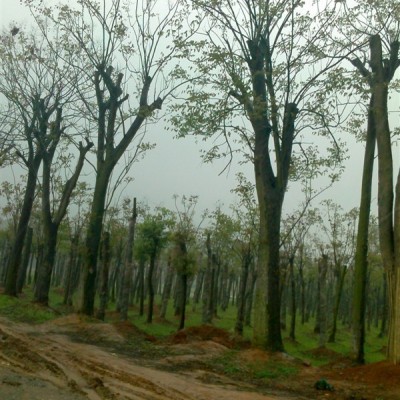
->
[96,232,111,321]
[146,253,156,324]
[79,168,112,315]
[16,226,33,293]
[235,249,251,336]
[351,100,376,361]
[250,49,297,349]
[79,66,162,317]
[289,256,296,341]
[368,34,400,363]
[120,198,137,321]
[318,254,329,348]
[63,234,80,306]
[202,233,214,324]
[34,223,57,305]
[160,257,174,319]
[4,154,42,296]
[193,269,204,307]
[329,264,347,343]
[178,273,188,331]
[34,133,92,306]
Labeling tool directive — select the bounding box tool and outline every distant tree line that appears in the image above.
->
[0,0,399,365]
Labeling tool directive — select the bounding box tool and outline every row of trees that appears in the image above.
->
[0,0,399,364]
[0,186,387,344]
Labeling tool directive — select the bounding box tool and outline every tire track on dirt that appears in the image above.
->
[0,317,285,400]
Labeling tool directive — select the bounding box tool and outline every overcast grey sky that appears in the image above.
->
[0,0,398,220]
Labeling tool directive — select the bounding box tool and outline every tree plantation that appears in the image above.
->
[0,2,400,396]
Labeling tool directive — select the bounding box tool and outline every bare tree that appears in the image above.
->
[0,26,80,296]
[25,0,199,315]
[174,0,350,351]
[333,0,400,364]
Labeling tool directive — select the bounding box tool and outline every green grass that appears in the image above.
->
[207,350,299,382]
[121,296,253,339]
[0,286,388,368]
[253,362,298,380]
[282,318,387,365]
[0,290,60,323]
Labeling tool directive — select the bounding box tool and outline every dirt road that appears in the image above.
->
[2,315,400,400]
[0,316,288,400]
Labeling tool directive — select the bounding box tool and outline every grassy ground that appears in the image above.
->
[0,286,387,369]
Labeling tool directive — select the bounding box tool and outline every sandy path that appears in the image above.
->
[0,318,286,400]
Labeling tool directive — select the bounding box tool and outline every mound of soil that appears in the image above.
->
[42,314,125,343]
[305,346,341,359]
[168,324,249,349]
[113,320,157,342]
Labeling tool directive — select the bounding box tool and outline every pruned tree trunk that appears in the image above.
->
[96,232,111,321]
[235,250,251,336]
[192,269,204,308]
[298,246,306,325]
[329,264,347,343]
[318,254,328,348]
[34,223,57,305]
[80,168,112,315]
[289,256,296,341]
[64,234,80,306]
[350,61,377,363]
[17,226,33,293]
[178,273,188,331]
[137,258,146,316]
[367,34,400,364]
[120,198,137,321]
[202,232,214,324]
[379,272,388,338]
[146,253,156,324]
[34,134,92,306]
[245,267,257,327]
[4,154,42,296]
[160,257,174,319]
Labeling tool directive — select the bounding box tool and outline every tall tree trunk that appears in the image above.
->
[192,269,204,308]
[220,264,229,311]
[34,223,57,305]
[178,273,188,331]
[369,34,400,363]
[329,264,347,343]
[17,226,33,293]
[120,198,137,321]
[379,272,388,338]
[96,232,111,321]
[78,64,162,317]
[0,241,11,284]
[34,135,92,306]
[212,255,220,317]
[289,256,296,341]
[26,246,35,286]
[254,183,284,351]
[4,154,41,296]
[245,266,257,326]
[137,258,145,316]
[202,233,213,324]
[351,82,377,364]
[298,246,306,325]
[64,234,79,306]
[160,257,174,319]
[79,168,111,315]
[235,250,251,336]
[174,275,183,316]
[146,253,156,323]
[318,254,328,348]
